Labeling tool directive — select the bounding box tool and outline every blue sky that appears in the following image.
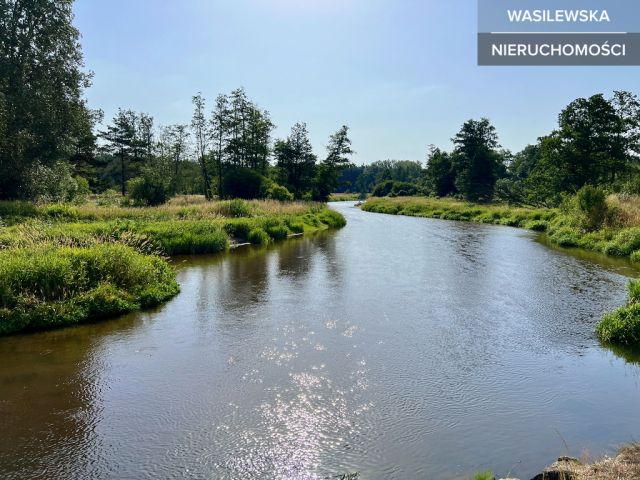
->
[74,0,640,163]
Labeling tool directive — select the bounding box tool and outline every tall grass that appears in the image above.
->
[597,280,640,345]
[0,198,346,334]
[0,244,180,335]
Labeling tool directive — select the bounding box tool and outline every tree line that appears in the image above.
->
[338,91,640,206]
[0,0,353,204]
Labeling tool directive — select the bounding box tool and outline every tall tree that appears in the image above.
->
[315,125,354,201]
[0,0,96,199]
[191,93,213,199]
[99,109,139,195]
[158,124,190,195]
[423,146,456,197]
[275,122,317,198]
[451,118,503,202]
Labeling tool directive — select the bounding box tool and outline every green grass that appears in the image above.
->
[0,244,180,335]
[472,471,494,480]
[597,280,640,346]
[361,196,556,229]
[0,197,347,335]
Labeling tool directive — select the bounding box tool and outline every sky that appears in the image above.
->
[74,0,640,164]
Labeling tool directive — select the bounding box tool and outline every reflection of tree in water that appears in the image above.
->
[604,341,640,368]
[0,316,141,479]
[194,246,271,315]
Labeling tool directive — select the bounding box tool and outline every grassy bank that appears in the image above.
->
[0,197,346,334]
[328,193,362,202]
[0,244,180,335]
[361,195,640,346]
[361,196,557,230]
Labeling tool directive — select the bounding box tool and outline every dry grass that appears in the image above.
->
[536,444,640,480]
[607,194,640,228]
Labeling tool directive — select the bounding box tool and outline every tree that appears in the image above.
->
[315,125,354,201]
[158,124,190,195]
[557,94,626,186]
[275,123,317,198]
[191,93,213,199]
[99,109,140,195]
[0,0,96,199]
[423,146,456,197]
[211,94,230,196]
[451,118,503,202]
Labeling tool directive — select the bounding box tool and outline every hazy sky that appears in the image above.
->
[74,0,640,163]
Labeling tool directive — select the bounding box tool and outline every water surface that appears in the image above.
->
[1,202,639,479]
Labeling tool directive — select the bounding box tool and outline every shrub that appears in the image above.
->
[263,220,289,241]
[575,185,608,231]
[24,161,82,203]
[597,280,640,346]
[371,180,395,197]
[248,228,270,245]
[220,199,252,218]
[264,182,294,201]
[223,219,253,240]
[222,168,268,199]
[128,174,170,206]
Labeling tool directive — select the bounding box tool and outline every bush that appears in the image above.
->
[248,228,270,245]
[264,182,294,201]
[371,180,419,197]
[25,161,84,203]
[128,174,170,206]
[371,180,395,197]
[0,244,179,335]
[575,185,608,231]
[220,199,252,218]
[222,168,268,199]
[597,280,640,346]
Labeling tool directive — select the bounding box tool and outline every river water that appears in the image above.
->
[1,202,639,479]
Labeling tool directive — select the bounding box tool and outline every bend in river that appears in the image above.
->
[1,202,639,479]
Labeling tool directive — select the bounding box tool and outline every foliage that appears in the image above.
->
[128,172,171,207]
[275,122,317,199]
[472,471,494,480]
[371,180,419,197]
[25,161,86,203]
[248,228,270,245]
[222,168,267,199]
[575,185,608,231]
[597,281,640,345]
[264,182,294,201]
[0,0,97,200]
[0,244,179,335]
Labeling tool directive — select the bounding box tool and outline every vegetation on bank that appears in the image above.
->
[0,244,179,335]
[0,196,346,335]
[328,193,362,202]
[471,444,640,479]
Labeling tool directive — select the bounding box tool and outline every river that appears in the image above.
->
[1,202,639,479]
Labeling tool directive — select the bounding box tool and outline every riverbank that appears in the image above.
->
[532,444,640,480]
[361,196,640,346]
[0,197,346,335]
[476,443,640,479]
